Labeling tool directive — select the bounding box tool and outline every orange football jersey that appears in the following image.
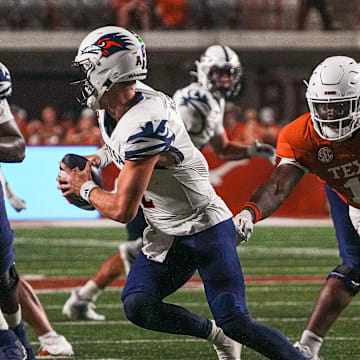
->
[277,112,360,208]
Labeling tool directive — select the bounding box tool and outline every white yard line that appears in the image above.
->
[11,217,333,228]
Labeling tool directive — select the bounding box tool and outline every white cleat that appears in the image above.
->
[294,342,324,360]
[119,237,143,275]
[210,320,242,360]
[38,333,74,358]
[62,289,105,321]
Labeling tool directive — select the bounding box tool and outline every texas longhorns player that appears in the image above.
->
[234,55,360,360]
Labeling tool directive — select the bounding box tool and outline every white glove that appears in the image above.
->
[248,139,276,165]
[8,195,26,212]
[233,209,254,243]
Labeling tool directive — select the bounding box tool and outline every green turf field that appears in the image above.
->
[13,226,359,359]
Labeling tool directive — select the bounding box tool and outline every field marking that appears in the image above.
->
[44,300,360,310]
[16,236,339,257]
[15,237,121,248]
[11,217,333,228]
[48,315,360,327]
[31,336,359,346]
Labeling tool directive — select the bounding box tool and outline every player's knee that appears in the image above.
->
[328,264,360,295]
[220,312,254,343]
[211,291,248,323]
[123,292,157,326]
[0,265,19,298]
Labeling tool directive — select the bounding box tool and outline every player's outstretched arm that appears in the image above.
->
[210,133,275,164]
[234,164,304,242]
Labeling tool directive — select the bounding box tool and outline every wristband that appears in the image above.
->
[80,180,99,203]
[240,201,262,223]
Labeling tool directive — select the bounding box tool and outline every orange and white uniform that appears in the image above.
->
[276,112,360,209]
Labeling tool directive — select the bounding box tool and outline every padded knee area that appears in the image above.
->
[0,265,19,298]
[328,264,360,295]
[123,292,158,327]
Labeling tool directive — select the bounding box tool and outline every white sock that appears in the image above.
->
[4,307,21,328]
[78,280,102,301]
[207,320,218,342]
[0,310,9,330]
[300,330,323,355]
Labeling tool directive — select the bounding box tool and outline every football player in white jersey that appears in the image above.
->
[58,26,307,360]
[62,44,276,322]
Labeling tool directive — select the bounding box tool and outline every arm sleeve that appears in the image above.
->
[93,144,113,168]
[276,129,295,159]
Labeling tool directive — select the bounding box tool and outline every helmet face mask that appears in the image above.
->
[72,26,148,110]
[311,99,356,140]
[209,64,241,98]
[306,56,360,141]
[196,45,242,99]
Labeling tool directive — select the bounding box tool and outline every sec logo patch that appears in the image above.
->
[318,147,333,163]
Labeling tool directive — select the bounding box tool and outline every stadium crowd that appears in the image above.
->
[9,102,281,148]
[2,0,356,31]
[10,105,103,147]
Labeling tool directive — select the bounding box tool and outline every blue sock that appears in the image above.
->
[221,314,307,360]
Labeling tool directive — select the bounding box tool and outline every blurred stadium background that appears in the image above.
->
[1,0,360,359]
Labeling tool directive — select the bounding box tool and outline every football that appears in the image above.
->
[59,153,103,211]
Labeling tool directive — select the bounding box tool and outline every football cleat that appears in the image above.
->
[119,237,143,275]
[12,322,35,360]
[37,333,74,358]
[62,289,105,321]
[0,329,27,360]
[210,320,242,359]
[294,342,324,360]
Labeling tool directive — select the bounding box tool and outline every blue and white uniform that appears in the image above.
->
[97,82,232,262]
[173,82,225,150]
[0,99,16,273]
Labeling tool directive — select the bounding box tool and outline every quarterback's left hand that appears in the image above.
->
[8,195,26,212]
[248,140,276,165]
[233,209,254,244]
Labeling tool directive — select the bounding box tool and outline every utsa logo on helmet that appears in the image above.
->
[81,33,134,58]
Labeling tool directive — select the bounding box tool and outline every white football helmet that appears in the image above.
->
[73,26,147,110]
[306,56,360,141]
[196,45,242,99]
[0,62,12,100]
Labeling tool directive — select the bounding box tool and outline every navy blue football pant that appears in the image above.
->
[0,185,15,274]
[126,207,147,241]
[325,185,360,268]
[122,219,306,359]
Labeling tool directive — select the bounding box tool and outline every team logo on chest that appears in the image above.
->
[318,147,333,163]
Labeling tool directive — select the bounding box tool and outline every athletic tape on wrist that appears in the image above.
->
[240,202,262,223]
[80,180,99,203]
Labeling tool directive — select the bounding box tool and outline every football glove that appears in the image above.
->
[248,139,276,165]
[233,209,254,243]
[8,194,26,212]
